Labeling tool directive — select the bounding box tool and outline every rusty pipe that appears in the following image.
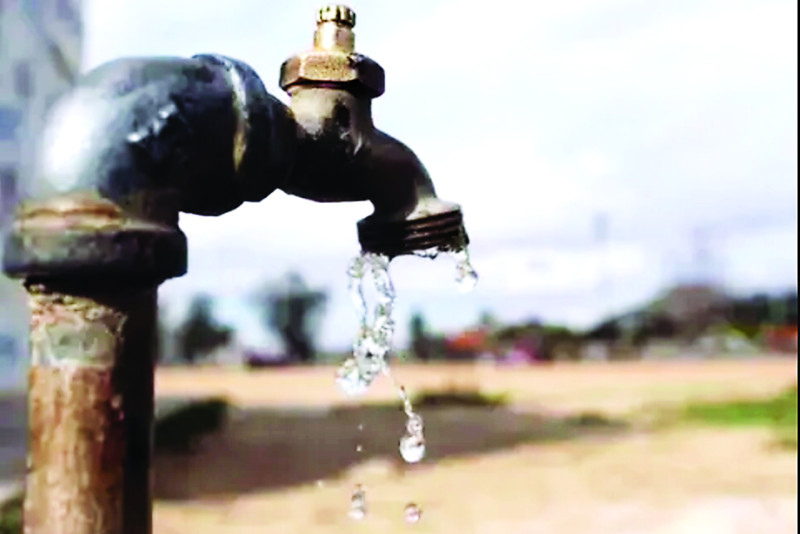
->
[25,281,156,534]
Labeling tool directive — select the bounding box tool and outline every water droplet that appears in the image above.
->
[406,413,424,435]
[347,255,368,321]
[349,506,366,521]
[414,247,439,259]
[316,479,325,488]
[453,248,479,293]
[399,433,426,463]
[358,423,365,431]
[349,484,367,520]
[336,355,380,396]
[381,369,427,464]
[404,503,423,524]
[356,444,363,453]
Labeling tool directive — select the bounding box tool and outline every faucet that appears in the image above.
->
[3,4,469,281]
[279,5,469,256]
[0,6,470,533]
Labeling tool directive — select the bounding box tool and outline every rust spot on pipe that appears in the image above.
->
[15,193,180,234]
[16,194,124,232]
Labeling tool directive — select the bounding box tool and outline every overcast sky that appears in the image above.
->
[81,0,798,351]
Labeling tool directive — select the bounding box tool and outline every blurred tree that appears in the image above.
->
[539,324,581,361]
[767,291,799,326]
[728,293,774,339]
[410,311,432,361]
[631,313,678,347]
[724,291,798,340]
[783,291,798,325]
[257,273,327,363]
[585,319,621,342]
[177,295,233,365]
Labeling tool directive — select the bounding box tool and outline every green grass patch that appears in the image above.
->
[682,385,797,449]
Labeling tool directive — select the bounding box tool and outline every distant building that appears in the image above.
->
[0,0,83,391]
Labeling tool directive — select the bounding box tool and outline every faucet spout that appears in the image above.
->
[354,130,468,256]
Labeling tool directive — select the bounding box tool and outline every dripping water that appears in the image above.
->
[336,248,478,398]
[335,253,393,396]
[404,502,423,524]
[337,246,478,520]
[452,248,479,293]
[349,484,367,520]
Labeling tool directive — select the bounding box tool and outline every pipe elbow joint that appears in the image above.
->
[2,54,295,283]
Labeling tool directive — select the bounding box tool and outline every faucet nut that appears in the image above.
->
[357,201,470,258]
[280,5,384,98]
[317,5,356,28]
[279,51,385,97]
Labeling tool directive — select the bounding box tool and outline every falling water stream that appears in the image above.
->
[336,247,478,522]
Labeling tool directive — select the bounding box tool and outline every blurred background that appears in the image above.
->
[0,1,797,533]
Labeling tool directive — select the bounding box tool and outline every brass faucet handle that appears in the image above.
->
[313,4,357,53]
[317,5,356,28]
[280,4,384,97]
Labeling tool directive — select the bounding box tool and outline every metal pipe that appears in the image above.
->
[25,281,157,534]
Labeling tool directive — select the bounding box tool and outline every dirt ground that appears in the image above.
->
[152,357,798,534]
